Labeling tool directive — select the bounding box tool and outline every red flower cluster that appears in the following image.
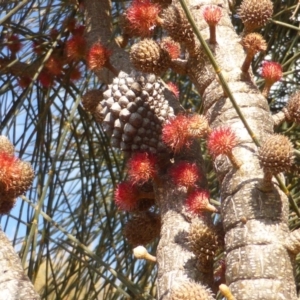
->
[167,82,179,99]
[65,35,86,62]
[203,5,222,26]
[186,189,213,214]
[0,153,20,191]
[261,61,282,83]
[169,161,201,188]
[87,43,112,71]
[207,127,238,157]
[6,34,23,54]
[114,181,139,211]
[162,115,192,152]
[162,114,209,152]
[127,152,157,184]
[126,0,161,37]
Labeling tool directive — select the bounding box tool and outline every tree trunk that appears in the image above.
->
[0,229,40,299]
[84,0,298,299]
[186,0,297,298]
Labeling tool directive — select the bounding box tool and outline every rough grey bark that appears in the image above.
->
[0,229,40,299]
[84,0,298,299]
[186,0,297,298]
[155,145,212,299]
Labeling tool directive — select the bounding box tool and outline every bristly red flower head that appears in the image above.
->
[32,40,46,55]
[169,161,201,188]
[0,153,21,191]
[87,43,112,71]
[162,115,191,152]
[114,181,139,211]
[188,114,211,138]
[203,5,222,26]
[207,127,238,158]
[160,37,181,59]
[126,0,161,37]
[261,61,282,83]
[69,66,82,81]
[186,189,215,214]
[128,152,157,184]
[72,25,85,36]
[18,76,32,89]
[65,35,86,62]
[7,34,23,53]
[46,56,63,76]
[167,82,179,99]
[38,71,54,88]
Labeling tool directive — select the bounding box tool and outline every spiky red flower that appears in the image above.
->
[169,161,201,188]
[203,5,222,26]
[72,25,85,36]
[32,40,46,55]
[126,0,161,37]
[64,18,76,32]
[7,34,22,53]
[186,189,213,214]
[69,66,82,81]
[65,35,86,62]
[18,77,32,89]
[128,152,157,184]
[114,181,139,211]
[207,127,238,157]
[162,115,191,152]
[49,29,59,40]
[0,153,21,191]
[261,61,282,83]
[87,43,112,71]
[38,71,54,88]
[46,56,63,76]
[160,38,180,59]
[167,82,179,98]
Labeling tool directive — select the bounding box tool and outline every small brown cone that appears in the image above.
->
[130,39,171,75]
[161,4,195,50]
[284,91,300,123]
[188,114,211,138]
[82,90,103,113]
[258,134,294,175]
[188,219,219,273]
[0,194,16,215]
[238,0,273,33]
[15,161,35,196]
[241,33,267,72]
[170,280,214,300]
[0,136,14,155]
[124,212,161,247]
